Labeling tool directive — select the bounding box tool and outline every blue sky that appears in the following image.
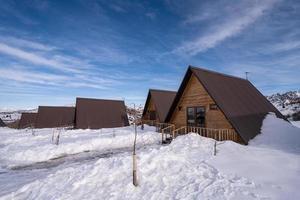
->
[0,0,299,110]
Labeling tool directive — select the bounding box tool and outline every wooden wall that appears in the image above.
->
[142,97,158,121]
[170,74,233,130]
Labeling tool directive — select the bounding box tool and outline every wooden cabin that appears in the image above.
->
[75,97,129,129]
[19,113,37,129]
[35,106,75,128]
[142,89,176,126]
[163,66,285,144]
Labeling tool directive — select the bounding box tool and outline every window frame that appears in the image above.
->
[186,106,205,127]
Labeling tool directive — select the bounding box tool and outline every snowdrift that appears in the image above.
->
[250,113,300,154]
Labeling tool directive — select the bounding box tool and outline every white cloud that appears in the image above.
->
[271,40,300,52]
[0,68,68,86]
[146,12,156,19]
[175,0,278,56]
[0,36,56,51]
[0,67,119,90]
[0,42,82,73]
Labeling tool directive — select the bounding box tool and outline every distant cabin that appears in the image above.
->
[19,113,37,129]
[142,89,176,124]
[0,118,6,127]
[35,106,75,128]
[161,66,285,144]
[75,97,129,129]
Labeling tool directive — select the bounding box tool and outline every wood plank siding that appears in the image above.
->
[170,74,233,130]
[143,97,158,122]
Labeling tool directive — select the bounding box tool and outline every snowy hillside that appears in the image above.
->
[126,104,143,124]
[0,114,300,199]
[267,91,300,120]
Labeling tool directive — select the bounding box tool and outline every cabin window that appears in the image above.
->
[209,104,218,110]
[187,106,205,127]
[149,111,156,120]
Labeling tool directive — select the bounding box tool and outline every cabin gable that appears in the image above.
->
[143,96,159,121]
[170,73,233,130]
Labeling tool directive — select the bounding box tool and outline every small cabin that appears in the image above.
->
[19,113,37,129]
[35,106,75,128]
[75,97,129,129]
[161,66,285,144]
[142,89,176,125]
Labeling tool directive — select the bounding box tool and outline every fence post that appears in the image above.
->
[133,121,138,187]
[172,129,175,139]
[214,140,217,156]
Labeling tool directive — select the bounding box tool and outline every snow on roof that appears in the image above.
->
[249,113,300,154]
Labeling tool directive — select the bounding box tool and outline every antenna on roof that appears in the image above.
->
[245,72,250,80]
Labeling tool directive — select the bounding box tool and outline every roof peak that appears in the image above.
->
[189,65,248,81]
[149,88,177,93]
[38,106,74,108]
[76,97,124,102]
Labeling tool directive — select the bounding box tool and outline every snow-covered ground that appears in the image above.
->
[0,115,299,199]
[0,126,159,168]
[291,120,300,128]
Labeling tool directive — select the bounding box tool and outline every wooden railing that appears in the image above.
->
[141,119,156,126]
[173,126,187,137]
[173,126,238,142]
[161,124,175,143]
[141,120,173,133]
[156,122,173,132]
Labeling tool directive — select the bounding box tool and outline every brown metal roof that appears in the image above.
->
[142,89,177,122]
[75,97,129,129]
[0,118,6,127]
[35,106,75,128]
[18,113,37,129]
[165,66,285,144]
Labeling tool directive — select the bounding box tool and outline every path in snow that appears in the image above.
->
[0,144,160,196]
[0,125,159,168]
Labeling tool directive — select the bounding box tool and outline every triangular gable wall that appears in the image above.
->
[142,93,159,121]
[170,73,234,131]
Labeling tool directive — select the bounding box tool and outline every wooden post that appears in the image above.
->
[133,122,138,187]
[214,140,217,156]
[133,153,137,186]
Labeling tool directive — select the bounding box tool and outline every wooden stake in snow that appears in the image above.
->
[55,128,61,145]
[132,103,138,187]
[30,124,35,136]
[214,140,217,156]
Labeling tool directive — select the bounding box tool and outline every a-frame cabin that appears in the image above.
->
[142,89,176,125]
[165,66,285,144]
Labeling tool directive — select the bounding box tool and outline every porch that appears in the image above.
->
[141,120,240,144]
[141,119,173,132]
[160,125,239,144]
